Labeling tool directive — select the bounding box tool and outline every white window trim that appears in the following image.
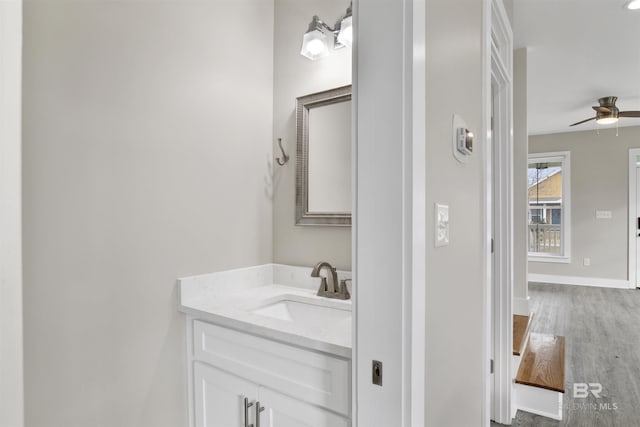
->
[527,151,571,263]
[529,254,571,264]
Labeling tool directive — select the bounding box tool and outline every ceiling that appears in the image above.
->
[514,0,640,135]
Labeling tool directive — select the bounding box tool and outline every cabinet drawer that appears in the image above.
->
[193,320,351,417]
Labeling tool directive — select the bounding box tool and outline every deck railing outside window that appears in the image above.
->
[528,223,561,254]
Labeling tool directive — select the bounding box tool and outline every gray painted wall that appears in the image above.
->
[513,48,529,313]
[272,0,352,271]
[23,1,273,425]
[424,0,485,424]
[529,126,640,280]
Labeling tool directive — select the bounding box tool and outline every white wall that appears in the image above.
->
[22,1,273,425]
[0,1,23,426]
[529,127,640,281]
[513,48,529,314]
[272,0,352,271]
[424,0,486,424]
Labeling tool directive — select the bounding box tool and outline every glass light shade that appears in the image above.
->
[596,116,619,125]
[627,0,640,10]
[301,30,329,60]
[337,16,353,47]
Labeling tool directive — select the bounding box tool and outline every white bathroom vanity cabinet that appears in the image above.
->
[178,264,353,427]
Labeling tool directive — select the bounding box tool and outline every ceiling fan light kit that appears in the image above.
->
[596,116,618,125]
[569,96,640,127]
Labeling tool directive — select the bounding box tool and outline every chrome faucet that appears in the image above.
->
[311,261,351,300]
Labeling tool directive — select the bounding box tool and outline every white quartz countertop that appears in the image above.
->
[178,264,352,359]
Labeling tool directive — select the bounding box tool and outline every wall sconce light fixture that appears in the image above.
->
[300,3,352,61]
[626,0,640,10]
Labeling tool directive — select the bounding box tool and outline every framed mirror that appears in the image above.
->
[296,85,352,226]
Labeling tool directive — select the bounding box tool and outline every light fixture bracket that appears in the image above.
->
[307,15,347,49]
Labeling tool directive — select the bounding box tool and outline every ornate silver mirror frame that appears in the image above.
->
[295,85,352,226]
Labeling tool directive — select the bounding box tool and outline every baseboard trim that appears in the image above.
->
[528,274,632,289]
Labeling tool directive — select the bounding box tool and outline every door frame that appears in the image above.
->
[628,148,640,289]
[483,0,514,424]
[0,1,24,426]
[409,0,427,425]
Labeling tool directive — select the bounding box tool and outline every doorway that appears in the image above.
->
[487,0,514,424]
[628,149,640,288]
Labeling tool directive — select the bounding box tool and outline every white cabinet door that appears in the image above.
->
[194,362,258,427]
[258,386,350,427]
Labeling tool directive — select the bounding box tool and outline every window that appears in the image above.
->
[528,152,571,262]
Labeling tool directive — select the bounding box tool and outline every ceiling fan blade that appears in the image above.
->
[592,106,611,113]
[570,117,597,126]
[619,111,640,118]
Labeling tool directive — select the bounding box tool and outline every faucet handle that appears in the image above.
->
[338,279,351,300]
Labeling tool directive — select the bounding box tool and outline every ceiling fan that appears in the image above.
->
[570,96,640,127]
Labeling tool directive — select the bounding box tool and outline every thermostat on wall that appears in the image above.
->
[457,127,474,154]
[452,114,474,163]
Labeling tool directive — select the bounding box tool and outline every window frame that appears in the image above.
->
[527,151,571,263]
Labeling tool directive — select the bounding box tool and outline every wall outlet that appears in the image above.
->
[583,258,591,266]
[595,210,612,219]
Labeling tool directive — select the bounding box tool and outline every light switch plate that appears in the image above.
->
[435,203,449,247]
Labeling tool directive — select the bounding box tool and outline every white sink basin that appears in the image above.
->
[251,299,351,329]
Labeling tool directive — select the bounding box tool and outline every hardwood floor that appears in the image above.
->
[513,313,533,356]
[496,282,640,426]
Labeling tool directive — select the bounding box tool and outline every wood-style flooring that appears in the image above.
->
[513,313,533,356]
[494,282,640,426]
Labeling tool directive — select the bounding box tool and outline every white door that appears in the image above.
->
[258,386,349,427]
[194,362,258,427]
[636,167,640,287]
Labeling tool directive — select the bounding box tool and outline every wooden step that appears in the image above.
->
[513,313,534,356]
[515,333,565,393]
